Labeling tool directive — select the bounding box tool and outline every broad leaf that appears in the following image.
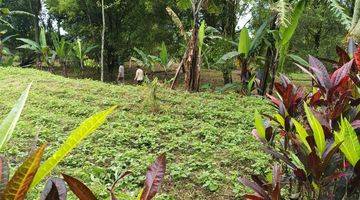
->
[198,20,206,54]
[304,104,326,155]
[277,0,306,71]
[238,177,270,200]
[238,28,251,57]
[249,18,270,54]
[40,178,67,200]
[254,110,266,139]
[16,38,40,51]
[3,144,46,200]
[292,119,311,153]
[309,55,332,90]
[330,59,353,86]
[62,174,97,200]
[335,118,360,166]
[159,42,168,65]
[289,54,309,66]
[140,154,166,200]
[39,27,47,49]
[0,84,31,150]
[216,51,239,65]
[31,106,117,187]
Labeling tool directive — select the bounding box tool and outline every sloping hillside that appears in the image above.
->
[0,68,272,199]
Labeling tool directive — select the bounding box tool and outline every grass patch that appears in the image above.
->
[0,67,273,199]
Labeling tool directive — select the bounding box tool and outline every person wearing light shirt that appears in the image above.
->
[134,68,144,85]
[117,65,125,84]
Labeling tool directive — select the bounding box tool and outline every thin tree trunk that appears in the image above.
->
[260,15,277,95]
[268,51,279,95]
[101,0,105,82]
[223,71,232,84]
[184,25,201,91]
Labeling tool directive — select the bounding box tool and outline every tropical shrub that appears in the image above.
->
[240,46,360,199]
[17,27,54,70]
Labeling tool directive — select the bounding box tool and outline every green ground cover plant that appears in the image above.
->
[0,67,272,199]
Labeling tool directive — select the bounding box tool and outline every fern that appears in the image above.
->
[328,0,351,30]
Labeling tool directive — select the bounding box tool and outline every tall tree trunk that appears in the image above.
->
[101,0,105,82]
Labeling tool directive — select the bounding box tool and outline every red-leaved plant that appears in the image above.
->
[240,46,360,199]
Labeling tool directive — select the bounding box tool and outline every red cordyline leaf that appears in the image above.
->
[140,154,166,200]
[309,55,332,90]
[266,94,281,107]
[239,177,270,200]
[108,171,132,200]
[310,91,322,106]
[40,178,67,200]
[307,152,322,180]
[0,157,9,196]
[272,171,283,199]
[336,46,351,66]
[354,46,360,70]
[331,59,353,86]
[62,174,97,200]
[274,83,286,97]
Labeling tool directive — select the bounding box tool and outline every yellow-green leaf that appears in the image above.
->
[274,114,285,128]
[254,110,265,139]
[238,27,251,57]
[3,144,46,200]
[304,103,326,155]
[137,189,144,200]
[0,84,31,150]
[292,118,311,153]
[30,106,117,188]
[335,118,360,166]
[198,20,206,55]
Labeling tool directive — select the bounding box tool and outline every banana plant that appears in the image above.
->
[215,19,269,85]
[275,0,307,72]
[73,39,97,70]
[51,33,72,76]
[0,30,16,66]
[131,48,156,72]
[159,42,175,74]
[17,27,54,69]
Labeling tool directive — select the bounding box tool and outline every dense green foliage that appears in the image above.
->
[0,68,272,199]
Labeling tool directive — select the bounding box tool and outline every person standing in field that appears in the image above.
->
[117,64,125,84]
[134,67,144,85]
